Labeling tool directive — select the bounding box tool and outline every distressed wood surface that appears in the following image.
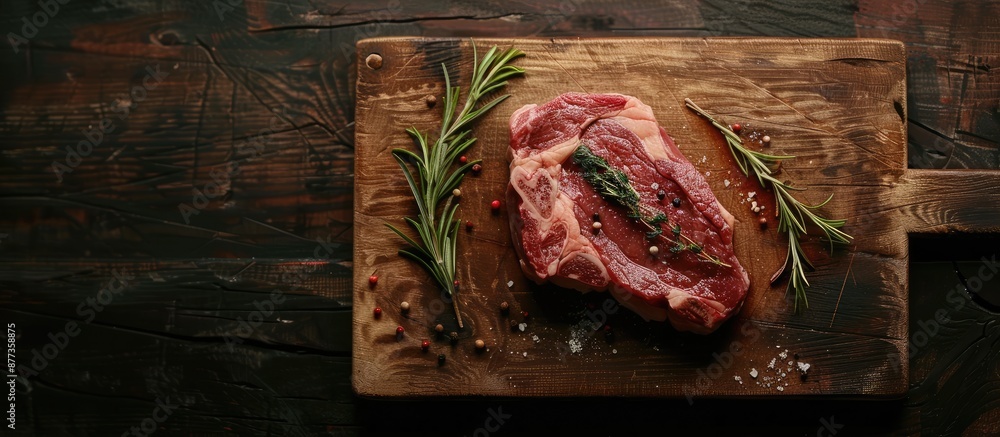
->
[1,0,998,435]
[354,37,917,398]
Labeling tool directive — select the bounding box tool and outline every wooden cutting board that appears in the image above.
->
[352,37,1000,398]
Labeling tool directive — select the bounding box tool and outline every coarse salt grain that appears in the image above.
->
[612,349,618,354]
[768,358,776,369]
[724,179,731,187]
[531,334,540,343]
[776,386,784,392]
[507,280,514,288]
[523,352,527,357]
[569,338,583,353]
[518,323,526,332]
[797,362,811,373]
[750,368,758,378]
[778,350,788,359]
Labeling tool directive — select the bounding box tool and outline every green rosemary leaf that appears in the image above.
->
[685,98,853,311]
[385,41,524,328]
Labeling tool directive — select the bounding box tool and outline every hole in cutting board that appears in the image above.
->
[910,234,1000,312]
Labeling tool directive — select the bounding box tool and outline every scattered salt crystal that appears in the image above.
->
[781,372,786,378]
[778,350,788,360]
[748,191,756,198]
[788,360,793,366]
[569,338,583,353]
[518,323,526,332]
[612,349,618,354]
[734,375,743,384]
[797,362,811,373]
[651,182,659,190]
[751,201,758,208]
[507,280,514,288]
[531,334,540,343]
[724,179,731,187]
[523,352,527,357]
[749,368,758,378]
[768,358,776,369]
[652,346,660,352]
[776,386,784,392]
[705,171,711,177]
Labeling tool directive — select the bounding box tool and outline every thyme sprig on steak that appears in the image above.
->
[385,42,524,328]
[685,98,853,311]
[572,143,731,267]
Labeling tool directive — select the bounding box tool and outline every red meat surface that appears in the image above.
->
[507,93,750,334]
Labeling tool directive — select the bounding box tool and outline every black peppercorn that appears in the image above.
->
[657,190,666,200]
[672,197,681,207]
[438,354,446,366]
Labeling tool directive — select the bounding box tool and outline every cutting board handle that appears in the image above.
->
[897,169,1000,234]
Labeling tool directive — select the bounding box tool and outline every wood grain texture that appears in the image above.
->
[2,0,999,434]
[856,0,1000,169]
[353,37,913,398]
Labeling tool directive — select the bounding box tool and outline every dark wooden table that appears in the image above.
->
[1,1,998,435]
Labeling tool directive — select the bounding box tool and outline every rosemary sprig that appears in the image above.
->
[572,143,731,267]
[385,42,525,328]
[684,98,852,311]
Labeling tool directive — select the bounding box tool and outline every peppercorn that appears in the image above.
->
[421,339,430,352]
[592,221,602,231]
[657,190,666,200]
[521,310,529,320]
[762,135,771,145]
[509,319,519,331]
[472,163,482,173]
[490,199,501,210]
[732,123,742,133]
[475,339,485,351]
[449,331,459,343]
[672,198,681,207]
[592,212,600,221]
[395,326,404,339]
[368,275,378,286]
[452,188,461,197]
[373,307,382,318]
[649,245,659,255]
[400,301,410,313]
[459,155,468,164]
[425,95,437,107]
[499,301,510,314]
[438,354,446,366]
[759,217,768,229]
[434,323,444,334]
[465,220,474,231]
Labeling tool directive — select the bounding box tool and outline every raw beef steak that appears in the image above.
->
[507,93,750,334]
